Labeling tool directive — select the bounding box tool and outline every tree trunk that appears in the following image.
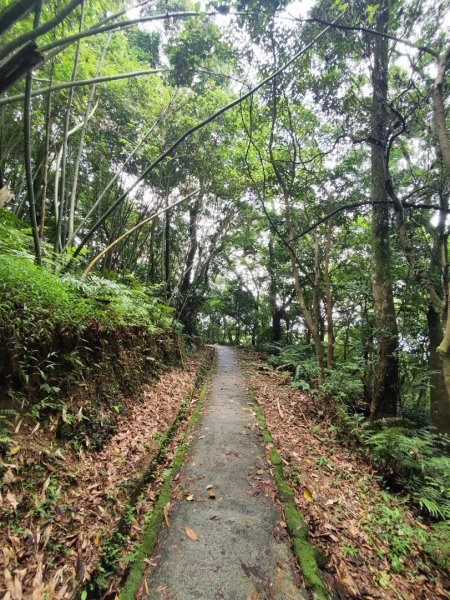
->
[272,309,283,343]
[268,237,282,342]
[369,0,400,419]
[23,2,42,265]
[39,59,54,241]
[54,0,84,252]
[433,43,450,435]
[428,306,450,433]
[164,203,171,297]
[324,222,334,369]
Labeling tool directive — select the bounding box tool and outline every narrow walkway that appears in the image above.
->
[145,346,308,599]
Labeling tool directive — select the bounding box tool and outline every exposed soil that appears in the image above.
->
[239,350,450,600]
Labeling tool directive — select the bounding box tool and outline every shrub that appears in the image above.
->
[339,414,450,521]
[319,362,364,406]
[0,226,178,429]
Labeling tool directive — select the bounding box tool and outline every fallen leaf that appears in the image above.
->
[185,527,199,541]
[3,469,16,484]
[6,491,18,510]
[9,446,21,456]
[163,503,171,528]
[303,487,313,502]
[378,571,391,589]
[208,489,216,499]
[185,494,194,501]
[41,477,51,500]
[256,469,264,475]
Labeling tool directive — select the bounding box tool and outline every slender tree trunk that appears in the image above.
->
[23,1,42,265]
[324,223,334,369]
[55,0,84,252]
[67,35,110,244]
[369,0,400,419]
[268,237,282,342]
[39,59,54,241]
[178,196,201,334]
[147,218,156,283]
[362,301,374,405]
[165,201,171,298]
[286,214,325,383]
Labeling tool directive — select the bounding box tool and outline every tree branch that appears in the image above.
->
[294,17,438,57]
[0,0,83,63]
[82,190,200,278]
[0,68,170,106]
[289,200,450,242]
[66,20,333,269]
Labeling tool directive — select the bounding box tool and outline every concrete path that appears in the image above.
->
[144,346,308,600]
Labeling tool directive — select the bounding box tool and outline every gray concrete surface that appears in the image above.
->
[144,345,308,600]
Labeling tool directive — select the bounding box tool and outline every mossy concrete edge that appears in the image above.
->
[250,390,329,600]
[119,352,216,600]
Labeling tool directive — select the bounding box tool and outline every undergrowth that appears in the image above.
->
[0,210,180,449]
[265,344,450,570]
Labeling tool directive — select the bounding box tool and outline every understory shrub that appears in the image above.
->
[338,409,450,522]
[266,344,320,389]
[319,362,365,406]
[0,214,180,445]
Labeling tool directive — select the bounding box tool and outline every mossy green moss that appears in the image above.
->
[250,391,329,600]
[271,448,282,466]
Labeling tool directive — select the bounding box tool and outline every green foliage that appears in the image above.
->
[339,410,450,523]
[0,222,177,422]
[166,17,234,87]
[422,522,450,570]
[319,363,365,406]
[364,494,426,573]
[266,344,311,371]
[266,345,321,389]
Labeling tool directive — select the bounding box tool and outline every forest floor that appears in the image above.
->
[0,348,212,599]
[141,345,308,600]
[2,346,449,599]
[239,350,450,600]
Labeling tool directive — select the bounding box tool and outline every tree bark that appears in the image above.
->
[433,43,450,433]
[324,223,334,369]
[268,237,282,342]
[369,0,400,419]
[428,306,450,433]
[0,42,42,95]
